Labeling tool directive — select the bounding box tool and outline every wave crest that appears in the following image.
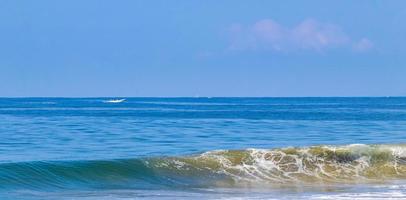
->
[156,144,406,185]
[0,144,405,190]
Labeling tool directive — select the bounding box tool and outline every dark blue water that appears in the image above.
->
[0,97,405,199]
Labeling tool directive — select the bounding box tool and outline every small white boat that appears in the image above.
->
[105,99,126,103]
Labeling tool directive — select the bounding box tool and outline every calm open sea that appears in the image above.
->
[0,97,405,199]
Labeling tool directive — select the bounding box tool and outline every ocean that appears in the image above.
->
[0,97,405,199]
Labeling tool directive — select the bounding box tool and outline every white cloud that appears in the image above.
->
[253,20,284,42]
[227,18,371,52]
[291,19,349,50]
[353,38,374,52]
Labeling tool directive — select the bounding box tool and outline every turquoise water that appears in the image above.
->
[0,97,405,199]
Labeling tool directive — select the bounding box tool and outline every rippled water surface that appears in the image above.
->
[0,97,405,199]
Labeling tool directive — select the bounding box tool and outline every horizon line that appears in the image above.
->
[0,96,405,98]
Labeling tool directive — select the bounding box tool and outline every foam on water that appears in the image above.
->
[0,144,405,192]
[151,144,406,186]
[1,97,406,199]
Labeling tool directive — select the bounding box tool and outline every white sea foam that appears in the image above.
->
[157,144,406,185]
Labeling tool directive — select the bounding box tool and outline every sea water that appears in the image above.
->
[0,97,405,199]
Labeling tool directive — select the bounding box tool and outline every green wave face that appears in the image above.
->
[0,144,405,190]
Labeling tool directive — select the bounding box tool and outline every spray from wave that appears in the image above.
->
[1,144,405,190]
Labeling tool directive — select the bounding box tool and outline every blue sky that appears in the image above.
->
[1,0,406,97]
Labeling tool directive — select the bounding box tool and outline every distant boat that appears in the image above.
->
[105,99,126,103]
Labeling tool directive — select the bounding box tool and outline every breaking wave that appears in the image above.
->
[1,144,405,190]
